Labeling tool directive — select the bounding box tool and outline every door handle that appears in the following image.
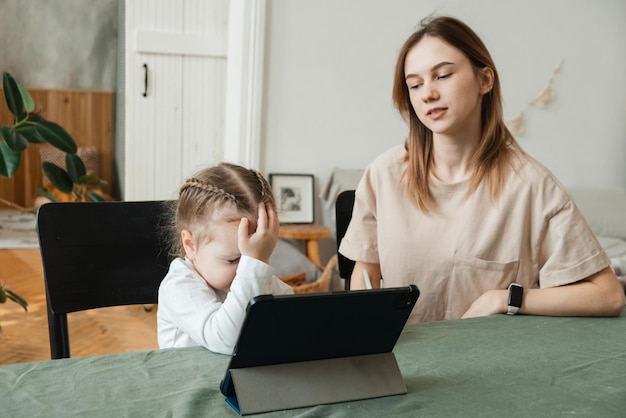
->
[142,63,148,97]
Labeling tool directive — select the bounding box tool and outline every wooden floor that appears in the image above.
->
[0,248,158,364]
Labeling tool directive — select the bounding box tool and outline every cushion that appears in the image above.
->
[568,187,626,239]
[269,239,321,282]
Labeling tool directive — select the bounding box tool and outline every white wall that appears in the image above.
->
[261,0,626,238]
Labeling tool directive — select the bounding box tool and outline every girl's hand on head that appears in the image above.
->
[237,203,279,264]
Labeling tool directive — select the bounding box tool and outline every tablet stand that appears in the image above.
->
[225,352,407,415]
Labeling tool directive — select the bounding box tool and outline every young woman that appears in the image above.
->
[157,163,293,354]
[339,16,624,323]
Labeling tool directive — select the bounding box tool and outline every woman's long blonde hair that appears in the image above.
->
[164,163,275,258]
[392,16,524,212]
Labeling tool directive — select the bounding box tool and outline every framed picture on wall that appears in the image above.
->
[269,173,314,224]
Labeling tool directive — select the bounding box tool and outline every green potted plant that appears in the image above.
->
[1,72,107,202]
[0,71,107,327]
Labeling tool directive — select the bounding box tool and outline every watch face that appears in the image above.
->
[508,285,523,307]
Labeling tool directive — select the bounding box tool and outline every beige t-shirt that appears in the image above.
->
[339,145,609,323]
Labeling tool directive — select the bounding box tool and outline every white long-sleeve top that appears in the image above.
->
[157,255,293,355]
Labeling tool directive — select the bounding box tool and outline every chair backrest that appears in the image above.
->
[37,200,171,359]
[335,190,356,290]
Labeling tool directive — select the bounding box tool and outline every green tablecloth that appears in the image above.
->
[1,314,625,417]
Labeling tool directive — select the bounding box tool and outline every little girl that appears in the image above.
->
[157,163,293,354]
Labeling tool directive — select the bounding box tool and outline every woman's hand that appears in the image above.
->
[349,261,382,290]
[237,203,279,264]
[461,289,508,319]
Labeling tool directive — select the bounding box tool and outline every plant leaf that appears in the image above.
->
[79,174,107,187]
[66,154,86,184]
[0,127,16,149]
[42,161,74,194]
[15,130,29,151]
[2,72,24,117]
[37,187,58,202]
[29,114,45,123]
[5,288,28,311]
[0,126,29,151]
[36,121,77,154]
[15,124,46,144]
[0,287,6,303]
[0,139,22,177]
[15,77,35,113]
[87,191,107,202]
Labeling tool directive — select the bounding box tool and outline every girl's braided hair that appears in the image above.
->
[164,163,275,258]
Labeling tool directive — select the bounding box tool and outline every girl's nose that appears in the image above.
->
[420,83,439,102]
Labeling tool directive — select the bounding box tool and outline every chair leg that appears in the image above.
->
[47,302,70,359]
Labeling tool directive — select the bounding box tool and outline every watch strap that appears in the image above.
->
[507,284,523,315]
[507,304,520,315]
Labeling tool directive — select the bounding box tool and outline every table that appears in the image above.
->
[278,224,331,268]
[1,313,625,417]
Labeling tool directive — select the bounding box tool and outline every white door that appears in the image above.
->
[123,0,264,201]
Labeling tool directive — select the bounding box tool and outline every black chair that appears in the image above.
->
[37,200,171,359]
[335,190,356,290]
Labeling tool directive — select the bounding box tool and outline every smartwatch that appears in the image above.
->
[507,283,523,315]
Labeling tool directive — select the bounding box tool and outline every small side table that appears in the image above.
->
[278,224,331,268]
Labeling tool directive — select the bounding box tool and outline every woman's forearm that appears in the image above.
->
[521,267,625,317]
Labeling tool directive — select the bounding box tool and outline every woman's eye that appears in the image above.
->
[438,73,450,80]
[227,257,241,265]
[409,83,421,90]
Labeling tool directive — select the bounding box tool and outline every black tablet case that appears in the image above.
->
[220,285,420,415]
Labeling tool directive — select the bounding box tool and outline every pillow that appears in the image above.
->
[568,187,626,239]
[269,239,321,283]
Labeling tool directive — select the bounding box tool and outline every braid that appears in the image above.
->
[252,169,267,198]
[168,164,277,259]
[180,178,236,202]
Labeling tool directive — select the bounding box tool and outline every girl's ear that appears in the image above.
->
[479,67,495,95]
[181,230,196,260]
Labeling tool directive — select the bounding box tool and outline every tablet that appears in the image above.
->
[220,285,419,414]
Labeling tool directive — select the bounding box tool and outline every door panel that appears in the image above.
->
[124,0,227,201]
